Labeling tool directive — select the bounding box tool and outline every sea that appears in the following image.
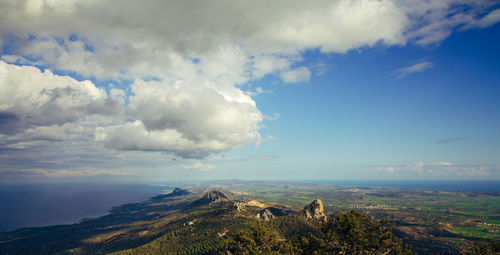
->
[0,183,170,231]
[0,180,498,231]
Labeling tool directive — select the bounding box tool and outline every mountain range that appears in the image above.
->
[0,188,414,254]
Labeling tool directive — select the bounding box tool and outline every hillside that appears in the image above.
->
[0,184,498,255]
[0,188,414,255]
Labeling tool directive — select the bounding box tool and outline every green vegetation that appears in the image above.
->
[222,211,414,255]
[207,181,500,253]
[464,239,500,255]
[112,208,414,255]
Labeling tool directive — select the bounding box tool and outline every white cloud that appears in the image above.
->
[0,118,182,178]
[263,113,280,121]
[109,87,126,105]
[465,8,500,29]
[398,1,496,46]
[96,78,262,158]
[384,167,396,174]
[1,0,499,174]
[0,60,121,134]
[313,62,331,76]
[1,1,496,81]
[431,161,453,166]
[246,86,272,97]
[0,1,408,74]
[395,61,434,79]
[250,55,295,79]
[280,66,312,83]
[181,161,216,171]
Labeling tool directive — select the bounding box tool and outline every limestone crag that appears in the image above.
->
[254,205,294,220]
[201,191,229,204]
[203,191,229,204]
[190,190,230,207]
[256,208,275,221]
[235,200,270,212]
[303,199,327,221]
[235,202,245,212]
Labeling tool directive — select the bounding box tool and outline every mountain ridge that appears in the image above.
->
[0,188,417,255]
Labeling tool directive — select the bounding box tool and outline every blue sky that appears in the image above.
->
[0,0,499,181]
[214,23,500,180]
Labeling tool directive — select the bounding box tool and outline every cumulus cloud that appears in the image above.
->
[0,1,408,79]
[376,161,498,177]
[1,1,497,80]
[95,78,262,158]
[395,61,434,79]
[109,87,127,105]
[181,161,216,171]
[0,119,180,179]
[0,60,121,135]
[1,0,500,174]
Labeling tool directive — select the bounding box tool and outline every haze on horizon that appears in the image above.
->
[0,0,499,182]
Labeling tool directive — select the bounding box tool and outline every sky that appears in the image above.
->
[0,0,499,182]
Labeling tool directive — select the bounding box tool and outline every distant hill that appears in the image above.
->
[151,187,193,200]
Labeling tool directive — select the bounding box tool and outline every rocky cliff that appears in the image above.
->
[302,199,327,221]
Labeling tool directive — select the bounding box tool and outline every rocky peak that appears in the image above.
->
[203,191,229,203]
[190,190,230,206]
[303,199,327,221]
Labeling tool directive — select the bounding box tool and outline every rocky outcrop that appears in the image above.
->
[217,230,229,237]
[254,205,294,221]
[235,200,270,212]
[234,202,245,212]
[244,200,269,208]
[303,199,327,221]
[183,219,196,226]
[256,208,275,221]
[202,191,229,204]
[267,206,294,217]
[190,190,230,207]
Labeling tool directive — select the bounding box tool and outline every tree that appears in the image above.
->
[462,239,500,255]
[221,210,415,255]
[221,224,282,255]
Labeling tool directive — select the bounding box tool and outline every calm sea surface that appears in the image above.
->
[0,183,169,231]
